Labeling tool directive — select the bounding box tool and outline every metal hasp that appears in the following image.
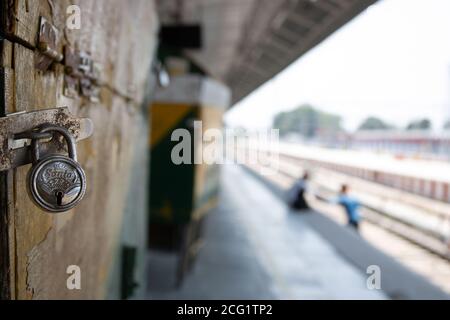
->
[35,16,63,71]
[0,107,94,172]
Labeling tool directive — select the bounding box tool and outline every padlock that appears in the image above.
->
[28,125,87,213]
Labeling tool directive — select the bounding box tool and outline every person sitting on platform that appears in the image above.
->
[289,172,310,211]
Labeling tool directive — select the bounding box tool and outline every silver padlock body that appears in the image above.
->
[28,155,86,213]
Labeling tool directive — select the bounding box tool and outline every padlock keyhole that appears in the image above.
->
[55,191,63,206]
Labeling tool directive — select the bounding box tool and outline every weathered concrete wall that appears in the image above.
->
[0,0,158,299]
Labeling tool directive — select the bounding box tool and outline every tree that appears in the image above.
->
[357,117,393,131]
[406,118,432,130]
[273,104,342,137]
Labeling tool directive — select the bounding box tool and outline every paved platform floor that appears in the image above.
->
[146,165,386,299]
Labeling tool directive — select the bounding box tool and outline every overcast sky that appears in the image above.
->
[224,0,450,132]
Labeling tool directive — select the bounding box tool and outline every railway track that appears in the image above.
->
[278,154,450,253]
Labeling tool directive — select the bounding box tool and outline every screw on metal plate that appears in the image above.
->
[0,107,94,172]
[35,16,63,71]
[63,46,101,101]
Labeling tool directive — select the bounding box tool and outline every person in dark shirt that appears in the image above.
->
[289,172,310,211]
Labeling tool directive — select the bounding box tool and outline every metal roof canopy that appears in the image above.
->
[156,0,377,105]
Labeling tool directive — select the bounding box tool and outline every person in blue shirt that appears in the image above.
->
[336,184,361,231]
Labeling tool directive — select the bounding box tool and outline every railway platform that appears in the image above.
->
[147,164,384,299]
[146,164,449,300]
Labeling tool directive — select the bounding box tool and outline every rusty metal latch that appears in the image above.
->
[35,17,63,71]
[0,107,93,171]
[34,16,101,100]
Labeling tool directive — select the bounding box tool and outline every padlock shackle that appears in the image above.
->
[31,125,77,162]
